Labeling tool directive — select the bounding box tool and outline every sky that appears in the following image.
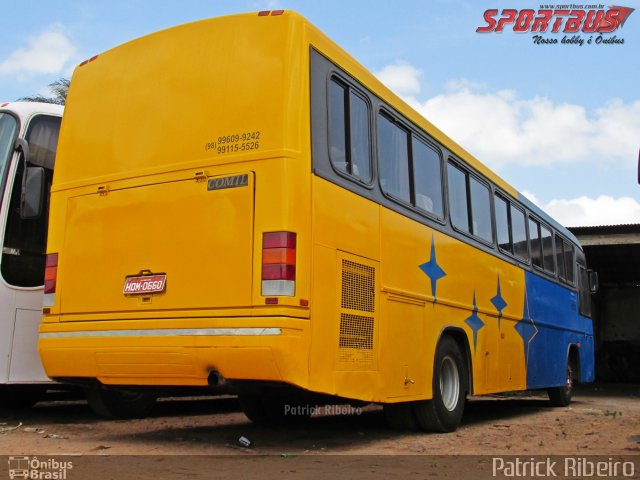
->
[1,0,639,226]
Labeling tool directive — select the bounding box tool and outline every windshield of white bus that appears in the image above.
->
[0,112,18,195]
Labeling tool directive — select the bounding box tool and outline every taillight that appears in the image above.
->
[43,253,58,307]
[262,232,296,296]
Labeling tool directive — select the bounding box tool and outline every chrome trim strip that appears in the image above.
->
[39,327,282,339]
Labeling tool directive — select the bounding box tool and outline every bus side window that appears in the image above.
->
[447,163,469,233]
[1,115,60,288]
[564,241,575,284]
[328,77,372,183]
[540,224,555,274]
[378,113,410,203]
[469,177,492,242]
[555,233,566,281]
[495,194,511,253]
[412,137,443,218]
[511,205,529,261]
[578,265,592,316]
[529,218,542,268]
[328,79,348,173]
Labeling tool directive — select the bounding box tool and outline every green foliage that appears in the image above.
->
[17,78,70,105]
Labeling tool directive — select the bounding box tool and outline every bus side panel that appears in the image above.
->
[521,271,595,389]
[309,177,383,400]
[379,207,529,398]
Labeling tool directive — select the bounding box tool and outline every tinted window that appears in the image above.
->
[0,113,18,197]
[447,163,469,232]
[564,241,575,284]
[578,266,591,316]
[412,137,443,218]
[541,225,555,273]
[512,206,528,261]
[349,93,371,181]
[328,78,371,182]
[1,114,60,287]
[495,195,510,252]
[555,234,566,280]
[26,114,60,169]
[378,114,410,203]
[530,219,542,268]
[328,80,347,174]
[469,177,492,242]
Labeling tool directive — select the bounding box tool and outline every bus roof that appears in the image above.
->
[59,10,579,247]
[0,101,63,121]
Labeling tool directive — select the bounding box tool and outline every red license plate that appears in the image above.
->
[123,274,167,296]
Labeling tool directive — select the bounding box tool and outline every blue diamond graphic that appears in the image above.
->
[515,288,538,368]
[419,234,446,302]
[464,291,485,354]
[490,276,508,330]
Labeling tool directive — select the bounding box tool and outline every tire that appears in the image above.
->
[548,361,574,407]
[0,385,46,409]
[85,387,157,419]
[383,402,418,430]
[239,392,312,425]
[413,336,468,432]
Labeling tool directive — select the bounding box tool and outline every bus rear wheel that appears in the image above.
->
[85,387,157,419]
[548,361,575,407]
[413,336,467,432]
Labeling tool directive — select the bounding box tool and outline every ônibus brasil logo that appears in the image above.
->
[476,5,634,45]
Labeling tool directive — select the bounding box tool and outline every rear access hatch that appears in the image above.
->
[57,172,254,316]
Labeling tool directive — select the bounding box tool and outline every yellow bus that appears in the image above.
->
[39,11,595,430]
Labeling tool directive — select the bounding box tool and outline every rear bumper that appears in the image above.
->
[38,316,309,388]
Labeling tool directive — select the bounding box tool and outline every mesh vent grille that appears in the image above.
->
[339,314,374,350]
[341,260,375,312]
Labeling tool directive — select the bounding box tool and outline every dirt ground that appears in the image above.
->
[1,384,638,478]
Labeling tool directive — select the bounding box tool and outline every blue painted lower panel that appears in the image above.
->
[517,271,595,389]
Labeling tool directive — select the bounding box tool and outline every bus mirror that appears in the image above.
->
[14,137,29,157]
[588,269,599,294]
[20,166,45,219]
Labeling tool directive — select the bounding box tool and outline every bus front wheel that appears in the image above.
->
[413,336,468,432]
[85,387,157,419]
[548,361,575,407]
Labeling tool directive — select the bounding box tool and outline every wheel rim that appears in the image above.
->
[440,355,460,411]
[566,364,574,393]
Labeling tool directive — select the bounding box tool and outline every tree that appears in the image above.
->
[18,78,70,105]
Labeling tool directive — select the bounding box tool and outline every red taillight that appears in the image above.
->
[262,232,296,296]
[44,253,58,294]
[43,253,58,308]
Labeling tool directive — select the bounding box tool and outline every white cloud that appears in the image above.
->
[0,24,76,77]
[521,190,541,207]
[416,85,640,170]
[374,62,640,171]
[375,62,422,96]
[539,195,640,227]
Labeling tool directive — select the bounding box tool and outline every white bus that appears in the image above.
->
[0,101,62,408]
